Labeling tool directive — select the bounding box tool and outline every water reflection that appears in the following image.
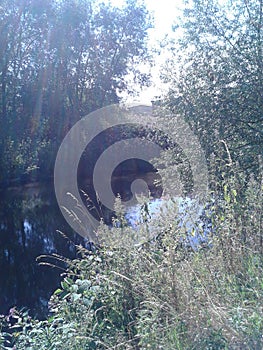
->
[125,196,210,248]
[0,184,85,319]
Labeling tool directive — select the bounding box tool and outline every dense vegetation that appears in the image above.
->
[0,0,151,185]
[163,0,263,177]
[0,172,262,349]
[0,0,262,349]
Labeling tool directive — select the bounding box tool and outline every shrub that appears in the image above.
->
[0,173,262,349]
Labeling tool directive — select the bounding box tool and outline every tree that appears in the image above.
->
[162,0,263,179]
[0,0,152,183]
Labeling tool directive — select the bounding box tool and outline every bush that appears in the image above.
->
[1,173,262,349]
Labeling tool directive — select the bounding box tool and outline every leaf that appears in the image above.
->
[71,293,81,302]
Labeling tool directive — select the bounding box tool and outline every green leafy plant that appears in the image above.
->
[1,170,262,349]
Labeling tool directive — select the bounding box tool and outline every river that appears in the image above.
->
[0,183,88,319]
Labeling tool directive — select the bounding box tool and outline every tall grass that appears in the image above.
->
[1,172,262,349]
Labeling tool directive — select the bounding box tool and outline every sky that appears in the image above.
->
[105,0,184,104]
[109,0,182,37]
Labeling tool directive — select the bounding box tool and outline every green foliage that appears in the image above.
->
[162,0,263,177]
[0,173,262,349]
[1,1,262,348]
[0,0,152,183]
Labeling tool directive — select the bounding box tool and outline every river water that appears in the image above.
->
[0,183,88,319]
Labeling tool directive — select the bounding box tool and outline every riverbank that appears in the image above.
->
[1,174,262,349]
